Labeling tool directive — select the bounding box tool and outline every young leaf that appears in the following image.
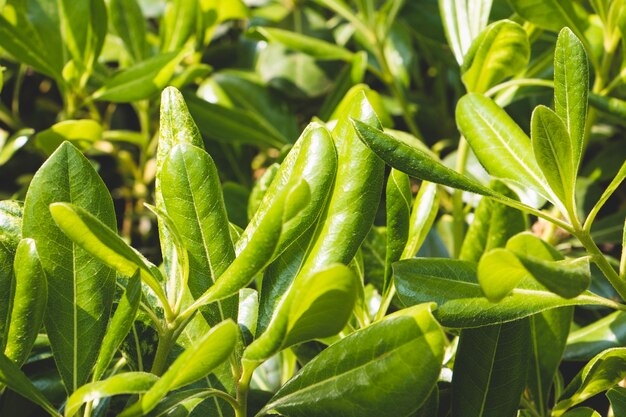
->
[508,0,588,35]
[385,169,412,291]
[394,258,618,328]
[402,181,440,258]
[0,352,62,417]
[514,255,591,299]
[49,202,167,306]
[259,304,445,417]
[452,319,531,417]
[23,142,117,392]
[561,408,601,417]
[4,239,47,368]
[245,264,358,362]
[298,87,385,277]
[35,119,103,156]
[161,143,237,325]
[439,0,493,65]
[109,0,146,61]
[554,348,626,416]
[59,0,107,72]
[0,200,22,351]
[352,119,495,196]
[251,27,354,61]
[119,320,238,417]
[456,93,553,202]
[554,27,588,171]
[461,20,530,94]
[92,273,141,381]
[160,0,197,52]
[531,105,575,213]
[477,248,529,302]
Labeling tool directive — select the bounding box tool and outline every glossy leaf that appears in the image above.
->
[92,273,141,381]
[565,311,626,361]
[508,0,588,34]
[238,122,337,259]
[251,27,354,61]
[248,164,279,221]
[35,120,102,156]
[477,248,528,302]
[49,202,167,306]
[461,20,530,94]
[385,169,411,291]
[22,142,117,391]
[160,0,197,52]
[0,352,62,417]
[109,0,146,61]
[0,200,22,351]
[353,118,495,196]
[5,239,47,367]
[561,408,601,417]
[514,254,591,299]
[439,0,493,64]
[607,387,626,417]
[259,304,445,417]
[554,27,588,171]
[93,51,187,102]
[402,181,439,258]
[65,372,158,417]
[531,105,575,212]
[456,93,553,201]
[554,348,626,415]
[452,319,530,417]
[59,0,107,71]
[161,143,237,325]
[394,258,617,328]
[245,264,358,362]
[119,320,238,417]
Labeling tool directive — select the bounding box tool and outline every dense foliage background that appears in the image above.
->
[1,0,626,416]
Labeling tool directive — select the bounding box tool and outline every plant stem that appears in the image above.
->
[484,78,554,98]
[576,230,626,301]
[234,361,257,417]
[150,327,175,376]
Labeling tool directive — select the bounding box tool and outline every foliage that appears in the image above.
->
[0,1,626,417]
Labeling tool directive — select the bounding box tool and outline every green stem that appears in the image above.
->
[576,230,626,301]
[150,327,175,376]
[484,78,554,98]
[452,137,470,258]
[235,361,257,417]
[11,64,25,118]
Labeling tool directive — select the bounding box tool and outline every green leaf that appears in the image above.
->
[22,142,117,392]
[0,129,35,166]
[93,51,187,102]
[439,0,493,65]
[607,387,626,417]
[186,94,289,148]
[259,304,445,417]
[456,93,553,202]
[59,0,107,72]
[452,319,531,417]
[161,143,237,325]
[565,311,626,361]
[160,0,197,52]
[298,87,385,277]
[477,248,529,302]
[0,352,62,417]
[561,408,601,417]
[244,264,358,362]
[459,181,527,263]
[119,320,238,417]
[238,122,337,260]
[109,0,146,61]
[92,272,141,381]
[402,181,439,258]
[394,258,617,328]
[4,239,47,368]
[49,202,167,307]
[65,372,158,417]
[554,348,626,416]
[352,118,495,196]
[318,51,368,121]
[248,163,279,221]
[35,120,103,156]
[384,169,411,291]
[461,20,530,94]
[508,0,588,34]
[554,27,588,172]
[0,200,22,351]
[514,254,591,299]
[0,9,63,80]
[531,105,575,213]
[251,27,354,61]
